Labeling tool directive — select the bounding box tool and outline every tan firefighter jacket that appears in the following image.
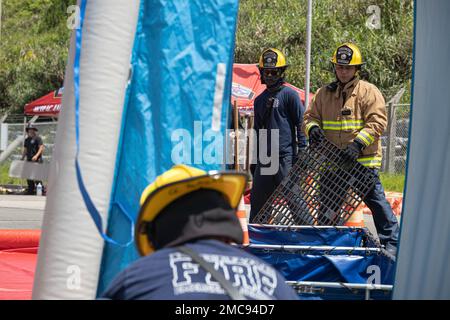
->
[303,77,387,168]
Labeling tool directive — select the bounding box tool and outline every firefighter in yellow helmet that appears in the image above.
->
[258,48,288,92]
[101,165,299,300]
[303,43,399,256]
[250,48,306,221]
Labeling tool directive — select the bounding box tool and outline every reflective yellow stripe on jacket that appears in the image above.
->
[357,156,382,167]
[322,120,364,131]
[355,129,375,147]
[305,121,321,137]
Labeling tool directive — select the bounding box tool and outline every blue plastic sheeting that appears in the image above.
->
[249,224,369,247]
[246,248,396,285]
[247,225,395,299]
[246,224,395,298]
[97,0,239,294]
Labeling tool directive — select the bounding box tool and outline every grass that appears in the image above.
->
[380,172,405,193]
[0,162,26,186]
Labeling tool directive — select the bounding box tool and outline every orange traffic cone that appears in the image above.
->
[236,197,249,246]
[344,205,365,227]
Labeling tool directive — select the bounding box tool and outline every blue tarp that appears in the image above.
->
[249,225,369,247]
[246,225,395,290]
[97,0,239,294]
[247,248,395,284]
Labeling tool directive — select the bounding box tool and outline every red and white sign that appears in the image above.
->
[24,88,63,117]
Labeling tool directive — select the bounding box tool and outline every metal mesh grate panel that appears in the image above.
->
[252,139,377,226]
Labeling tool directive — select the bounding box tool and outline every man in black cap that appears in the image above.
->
[101,164,299,300]
[21,124,44,195]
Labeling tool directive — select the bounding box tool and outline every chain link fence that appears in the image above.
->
[1,119,57,163]
[380,103,410,174]
[230,104,411,176]
[0,117,57,190]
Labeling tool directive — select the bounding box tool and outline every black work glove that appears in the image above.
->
[309,126,325,143]
[342,140,364,163]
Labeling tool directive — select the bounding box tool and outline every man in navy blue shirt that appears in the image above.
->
[250,48,306,221]
[101,165,299,300]
[21,124,44,195]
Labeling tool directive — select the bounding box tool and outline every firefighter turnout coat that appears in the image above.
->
[303,77,387,168]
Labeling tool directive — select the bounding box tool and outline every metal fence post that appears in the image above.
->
[233,101,239,170]
[386,102,397,174]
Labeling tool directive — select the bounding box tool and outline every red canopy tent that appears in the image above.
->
[24,66,311,116]
[24,88,63,117]
[231,64,313,110]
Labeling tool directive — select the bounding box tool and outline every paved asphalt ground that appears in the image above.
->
[0,195,46,229]
[0,195,387,242]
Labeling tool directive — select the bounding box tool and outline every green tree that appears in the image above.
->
[0,0,414,115]
[235,0,413,102]
[0,0,75,114]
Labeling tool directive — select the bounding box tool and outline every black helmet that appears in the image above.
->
[26,124,38,132]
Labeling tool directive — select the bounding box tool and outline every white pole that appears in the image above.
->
[32,1,141,299]
[304,0,313,109]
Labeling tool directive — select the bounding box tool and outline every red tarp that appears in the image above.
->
[231,63,313,110]
[0,230,40,300]
[24,88,63,117]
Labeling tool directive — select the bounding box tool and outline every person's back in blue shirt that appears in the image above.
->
[101,239,299,300]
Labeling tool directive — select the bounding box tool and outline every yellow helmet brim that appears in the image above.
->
[136,171,248,256]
